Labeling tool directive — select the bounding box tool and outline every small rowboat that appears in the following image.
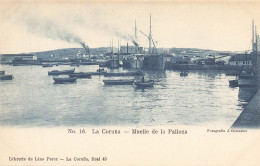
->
[53,77,77,83]
[229,79,238,87]
[0,74,13,80]
[69,72,92,78]
[48,68,75,75]
[134,80,154,88]
[0,71,5,75]
[103,79,134,85]
[104,71,143,77]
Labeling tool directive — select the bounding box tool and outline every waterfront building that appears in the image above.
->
[229,54,252,66]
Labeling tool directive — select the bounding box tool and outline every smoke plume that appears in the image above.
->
[72,13,131,41]
[22,16,85,47]
[19,12,132,48]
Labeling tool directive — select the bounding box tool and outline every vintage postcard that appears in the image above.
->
[0,0,260,165]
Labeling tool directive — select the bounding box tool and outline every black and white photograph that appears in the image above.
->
[0,0,260,165]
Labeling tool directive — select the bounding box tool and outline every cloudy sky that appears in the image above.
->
[0,1,260,53]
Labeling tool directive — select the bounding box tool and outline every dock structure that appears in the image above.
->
[232,20,260,128]
[232,90,260,128]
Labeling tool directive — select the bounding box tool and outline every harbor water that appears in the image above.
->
[0,65,257,127]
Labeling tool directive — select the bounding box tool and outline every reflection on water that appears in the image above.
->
[0,65,253,127]
[238,87,258,108]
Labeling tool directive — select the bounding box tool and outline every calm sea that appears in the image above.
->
[0,65,257,127]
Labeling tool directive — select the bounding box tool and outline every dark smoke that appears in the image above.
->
[20,13,131,48]
[80,42,89,54]
[72,14,131,41]
[91,22,131,41]
[22,16,85,47]
[132,40,139,47]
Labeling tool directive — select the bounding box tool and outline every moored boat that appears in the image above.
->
[82,71,107,75]
[48,68,75,75]
[53,77,77,83]
[69,72,92,78]
[0,74,13,80]
[229,79,238,87]
[103,79,134,85]
[104,71,143,77]
[134,79,154,88]
[42,64,53,67]
[0,71,5,75]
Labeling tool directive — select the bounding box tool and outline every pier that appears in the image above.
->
[232,19,260,128]
[232,89,260,128]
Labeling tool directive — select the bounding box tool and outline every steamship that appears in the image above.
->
[139,14,166,70]
[121,15,166,70]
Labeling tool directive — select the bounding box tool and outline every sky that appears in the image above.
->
[0,1,260,53]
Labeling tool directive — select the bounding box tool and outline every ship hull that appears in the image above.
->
[103,79,134,85]
[53,77,77,83]
[0,75,13,80]
[143,55,166,70]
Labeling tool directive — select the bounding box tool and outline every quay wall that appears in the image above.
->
[232,89,260,128]
[165,63,253,71]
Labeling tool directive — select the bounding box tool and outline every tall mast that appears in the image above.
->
[149,14,152,54]
[135,19,138,53]
[110,41,111,52]
[256,26,258,53]
[118,38,121,54]
[135,19,137,39]
[112,38,113,54]
[252,19,255,52]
